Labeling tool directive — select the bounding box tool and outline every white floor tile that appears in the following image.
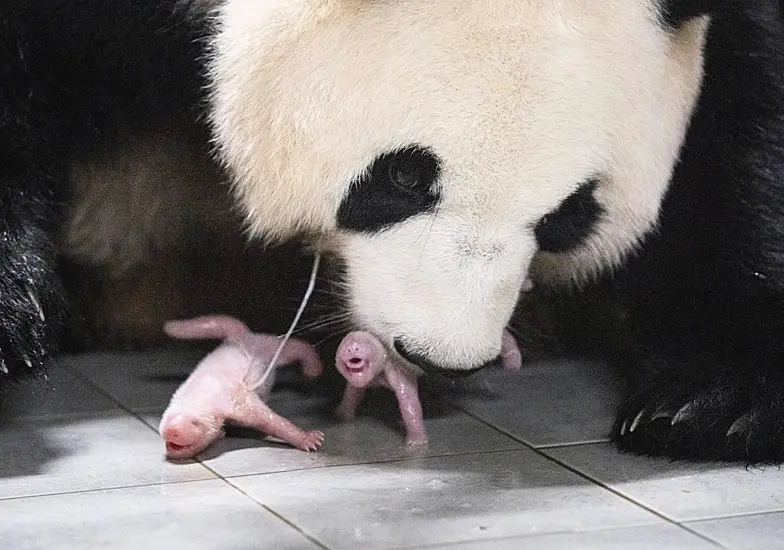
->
[0,479,318,550]
[688,511,784,550]
[547,443,784,521]
[138,387,522,477]
[0,363,116,419]
[0,412,215,499]
[7,350,784,549]
[199,407,524,477]
[64,350,205,411]
[419,524,719,550]
[448,359,619,447]
[232,449,660,550]
[66,349,329,415]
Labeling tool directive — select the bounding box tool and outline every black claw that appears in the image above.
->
[651,407,675,422]
[614,355,784,463]
[620,418,630,436]
[671,401,697,426]
[726,415,752,438]
[629,408,647,433]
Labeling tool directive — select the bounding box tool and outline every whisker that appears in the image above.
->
[295,311,351,328]
[312,329,351,349]
[291,314,352,336]
[415,206,440,265]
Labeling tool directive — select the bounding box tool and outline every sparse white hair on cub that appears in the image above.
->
[208,0,708,371]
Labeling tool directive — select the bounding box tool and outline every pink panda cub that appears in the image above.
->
[334,330,522,446]
[159,315,325,460]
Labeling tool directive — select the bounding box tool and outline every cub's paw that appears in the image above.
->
[405,434,429,447]
[613,356,784,464]
[297,430,325,452]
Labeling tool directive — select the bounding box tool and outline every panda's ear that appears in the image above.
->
[660,0,728,27]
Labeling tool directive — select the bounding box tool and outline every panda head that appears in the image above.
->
[209,0,713,374]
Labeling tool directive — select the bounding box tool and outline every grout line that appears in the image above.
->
[3,408,128,424]
[44,365,331,548]
[394,522,724,550]
[219,476,331,550]
[683,507,784,524]
[0,478,214,502]
[66,365,173,436]
[192,442,334,549]
[219,448,527,480]
[65,365,521,477]
[61,364,742,549]
[655,524,726,549]
[635,519,725,548]
[451,404,727,549]
[535,439,611,449]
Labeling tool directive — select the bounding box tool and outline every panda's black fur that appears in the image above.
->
[604,0,784,463]
[1,0,784,465]
[0,1,213,380]
[554,0,784,463]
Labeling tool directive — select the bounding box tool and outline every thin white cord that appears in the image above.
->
[243,252,322,390]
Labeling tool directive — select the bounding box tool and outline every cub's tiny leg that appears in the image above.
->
[335,385,367,421]
[233,393,325,452]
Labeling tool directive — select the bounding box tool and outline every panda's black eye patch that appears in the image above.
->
[658,0,717,28]
[534,178,604,253]
[337,146,441,233]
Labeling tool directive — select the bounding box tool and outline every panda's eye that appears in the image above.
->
[385,148,438,192]
[337,145,442,233]
[534,177,604,253]
[388,157,421,190]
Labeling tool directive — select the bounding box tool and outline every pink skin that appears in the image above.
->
[334,329,523,447]
[159,315,325,460]
[521,276,535,293]
[335,331,427,446]
[500,329,523,372]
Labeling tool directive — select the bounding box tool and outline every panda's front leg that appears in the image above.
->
[0,169,67,384]
[612,352,784,464]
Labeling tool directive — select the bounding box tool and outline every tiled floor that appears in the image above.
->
[2,350,783,549]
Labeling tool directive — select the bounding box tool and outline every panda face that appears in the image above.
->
[209,0,709,373]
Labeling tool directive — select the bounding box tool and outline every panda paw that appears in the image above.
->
[0,240,66,384]
[612,355,784,464]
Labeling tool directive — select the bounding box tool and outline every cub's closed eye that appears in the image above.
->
[337,145,442,233]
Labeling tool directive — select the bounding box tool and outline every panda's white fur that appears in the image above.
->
[209,0,709,371]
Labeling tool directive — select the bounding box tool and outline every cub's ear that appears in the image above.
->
[660,0,729,27]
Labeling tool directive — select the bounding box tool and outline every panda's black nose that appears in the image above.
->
[393,339,500,378]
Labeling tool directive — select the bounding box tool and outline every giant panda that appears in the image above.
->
[2,0,783,464]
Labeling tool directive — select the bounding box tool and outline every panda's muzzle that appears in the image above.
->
[393,339,500,378]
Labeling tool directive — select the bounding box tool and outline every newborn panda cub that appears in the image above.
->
[159,315,325,459]
[161,316,523,454]
[335,330,523,446]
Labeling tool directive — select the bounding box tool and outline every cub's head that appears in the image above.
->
[208,0,713,374]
